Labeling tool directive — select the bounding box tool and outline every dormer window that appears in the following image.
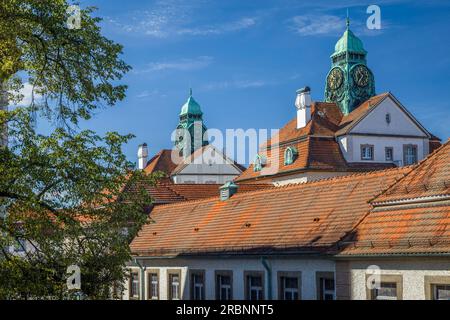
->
[253,155,266,172]
[284,147,298,165]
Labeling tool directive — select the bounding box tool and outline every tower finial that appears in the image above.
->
[189,88,193,96]
[346,9,350,29]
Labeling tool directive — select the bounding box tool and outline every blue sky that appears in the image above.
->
[38,0,450,164]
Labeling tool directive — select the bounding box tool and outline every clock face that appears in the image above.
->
[327,67,343,90]
[352,65,370,87]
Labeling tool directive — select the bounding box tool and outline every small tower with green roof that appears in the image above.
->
[174,89,208,157]
[324,17,376,115]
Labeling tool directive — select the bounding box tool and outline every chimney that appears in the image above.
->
[295,86,312,129]
[137,143,148,170]
[219,181,239,201]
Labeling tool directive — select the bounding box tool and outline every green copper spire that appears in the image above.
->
[174,89,208,157]
[180,88,203,117]
[324,17,375,115]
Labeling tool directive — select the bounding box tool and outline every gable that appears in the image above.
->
[350,96,429,137]
[175,145,243,175]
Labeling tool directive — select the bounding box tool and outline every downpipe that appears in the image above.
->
[261,257,272,300]
[134,258,147,300]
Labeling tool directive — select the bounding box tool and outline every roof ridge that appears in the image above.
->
[152,166,411,209]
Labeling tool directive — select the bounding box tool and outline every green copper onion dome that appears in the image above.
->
[331,18,367,58]
[179,88,203,116]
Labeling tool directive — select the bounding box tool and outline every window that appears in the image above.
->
[129,271,139,299]
[148,271,159,300]
[284,147,298,165]
[385,113,391,124]
[361,145,374,160]
[168,270,181,300]
[316,272,335,300]
[371,282,398,300]
[425,276,450,300]
[385,147,394,161]
[244,271,264,300]
[190,270,205,300]
[403,144,418,165]
[366,275,402,300]
[278,272,301,300]
[216,271,233,300]
[432,285,450,300]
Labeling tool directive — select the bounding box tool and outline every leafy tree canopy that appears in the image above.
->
[1,0,130,124]
[0,1,156,299]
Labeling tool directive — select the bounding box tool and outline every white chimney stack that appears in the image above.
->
[295,86,312,129]
[137,143,148,170]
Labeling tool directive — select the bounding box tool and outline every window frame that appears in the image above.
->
[128,270,140,300]
[147,269,160,300]
[277,271,302,300]
[360,144,374,161]
[403,144,418,165]
[244,271,265,300]
[167,269,182,300]
[365,274,403,300]
[385,146,394,162]
[189,269,206,300]
[316,272,335,300]
[424,276,450,300]
[215,270,233,300]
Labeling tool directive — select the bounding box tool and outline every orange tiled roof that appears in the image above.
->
[130,167,410,256]
[372,140,450,204]
[235,94,397,183]
[338,204,450,256]
[125,180,271,205]
[144,149,179,177]
[339,140,450,256]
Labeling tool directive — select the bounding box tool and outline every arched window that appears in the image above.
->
[253,154,266,172]
[284,147,298,165]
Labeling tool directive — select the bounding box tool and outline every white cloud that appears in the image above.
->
[135,56,213,74]
[177,17,257,36]
[289,15,344,36]
[136,89,166,99]
[202,79,269,91]
[107,1,257,38]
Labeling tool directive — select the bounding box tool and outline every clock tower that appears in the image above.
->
[324,18,375,115]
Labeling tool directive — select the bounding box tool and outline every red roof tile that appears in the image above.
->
[144,149,179,178]
[130,167,410,256]
[339,140,450,256]
[235,95,397,183]
[372,140,450,204]
[339,204,450,256]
